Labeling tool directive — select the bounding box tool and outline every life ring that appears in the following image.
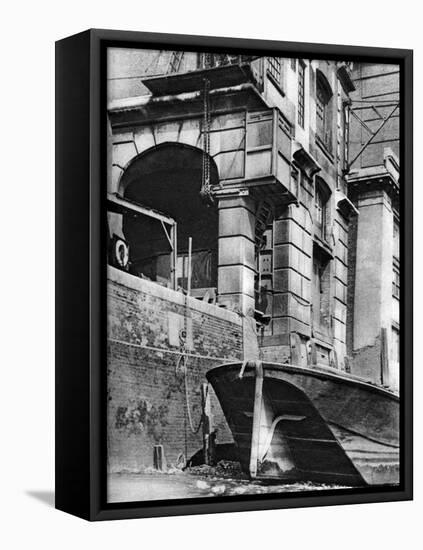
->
[113,237,129,269]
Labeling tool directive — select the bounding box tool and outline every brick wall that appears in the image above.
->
[346,212,358,357]
[107,266,243,472]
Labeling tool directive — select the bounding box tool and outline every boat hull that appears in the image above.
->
[206,362,399,486]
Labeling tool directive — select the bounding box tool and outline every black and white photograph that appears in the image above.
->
[106,48,401,504]
[2,0,420,544]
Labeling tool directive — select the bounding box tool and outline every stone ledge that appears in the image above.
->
[108,265,242,326]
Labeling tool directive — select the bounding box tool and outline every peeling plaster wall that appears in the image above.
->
[107,267,244,472]
[350,334,382,384]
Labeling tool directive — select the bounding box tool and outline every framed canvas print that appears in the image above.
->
[55,29,413,521]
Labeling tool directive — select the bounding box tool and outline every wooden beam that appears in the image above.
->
[107,192,176,226]
[249,361,264,478]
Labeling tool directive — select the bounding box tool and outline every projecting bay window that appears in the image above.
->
[316,71,333,153]
[298,61,305,128]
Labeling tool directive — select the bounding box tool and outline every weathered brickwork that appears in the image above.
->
[346,213,358,357]
[107,267,243,472]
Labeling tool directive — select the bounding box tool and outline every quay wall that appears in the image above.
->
[107,266,243,473]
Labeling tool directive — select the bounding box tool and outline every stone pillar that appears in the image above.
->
[217,194,259,361]
[271,205,313,363]
[217,195,256,316]
[352,188,393,383]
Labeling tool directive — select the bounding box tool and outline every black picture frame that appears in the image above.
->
[55,28,413,521]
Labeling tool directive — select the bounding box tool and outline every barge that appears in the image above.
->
[206,361,399,486]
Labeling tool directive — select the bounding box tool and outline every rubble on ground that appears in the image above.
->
[186,460,246,480]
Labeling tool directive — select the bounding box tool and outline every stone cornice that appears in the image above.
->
[346,159,399,201]
[292,141,321,179]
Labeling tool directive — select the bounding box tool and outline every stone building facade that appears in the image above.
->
[346,63,400,390]
[106,50,400,470]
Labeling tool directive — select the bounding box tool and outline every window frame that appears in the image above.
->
[267,56,282,87]
[314,178,330,242]
[315,71,334,153]
[393,262,400,299]
[298,60,306,128]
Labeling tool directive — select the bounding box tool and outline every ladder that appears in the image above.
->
[255,200,273,251]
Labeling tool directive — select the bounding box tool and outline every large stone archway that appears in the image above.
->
[118,142,219,291]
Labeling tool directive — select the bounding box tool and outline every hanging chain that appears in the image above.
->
[200,78,213,203]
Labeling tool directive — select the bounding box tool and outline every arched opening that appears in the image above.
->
[117,142,219,292]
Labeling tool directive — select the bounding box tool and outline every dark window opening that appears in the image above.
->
[316,71,333,153]
[312,249,331,333]
[124,214,173,284]
[314,178,330,242]
[107,194,177,289]
[392,264,400,299]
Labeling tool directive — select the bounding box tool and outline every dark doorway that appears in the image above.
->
[119,142,219,290]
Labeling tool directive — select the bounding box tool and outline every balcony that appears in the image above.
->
[141,61,259,97]
[202,107,297,209]
[110,60,298,208]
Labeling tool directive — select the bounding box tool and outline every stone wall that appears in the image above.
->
[107,266,243,472]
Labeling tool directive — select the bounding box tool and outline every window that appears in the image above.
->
[314,179,330,241]
[312,251,330,331]
[268,57,281,83]
[391,326,400,365]
[298,61,305,128]
[316,71,333,152]
[393,220,400,260]
[392,264,400,299]
[315,191,325,236]
[291,58,297,71]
